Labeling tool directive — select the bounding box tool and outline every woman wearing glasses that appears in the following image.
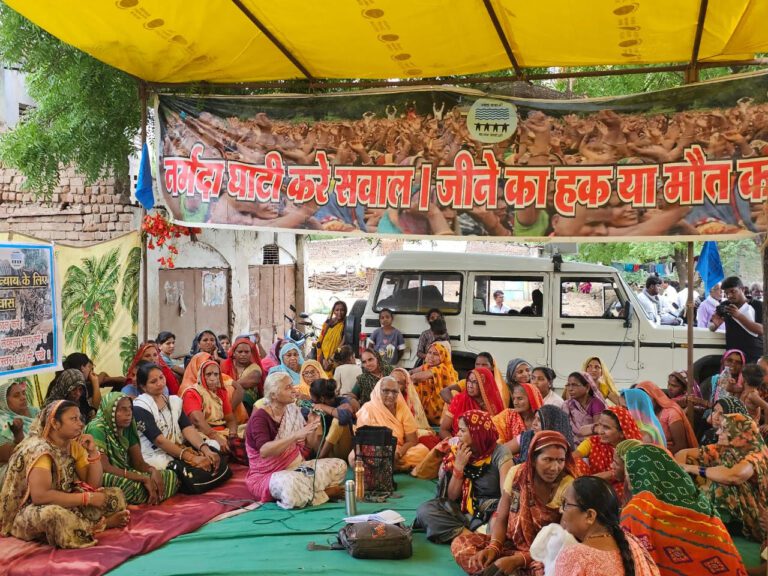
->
[352,376,429,471]
[556,476,659,575]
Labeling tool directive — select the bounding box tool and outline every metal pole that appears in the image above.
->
[687,242,695,388]
[139,81,149,343]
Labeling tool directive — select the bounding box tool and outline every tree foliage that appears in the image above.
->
[0,4,141,198]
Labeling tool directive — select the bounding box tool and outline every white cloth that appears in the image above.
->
[542,390,565,408]
[489,303,510,314]
[334,363,363,395]
[133,393,185,469]
[530,522,579,576]
[734,300,759,337]
[636,289,661,325]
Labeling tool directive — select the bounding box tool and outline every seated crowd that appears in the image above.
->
[0,301,767,575]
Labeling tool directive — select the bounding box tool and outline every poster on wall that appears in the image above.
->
[0,243,59,377]
[156,71,768,240]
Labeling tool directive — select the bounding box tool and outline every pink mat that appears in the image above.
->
[0,465,252,576]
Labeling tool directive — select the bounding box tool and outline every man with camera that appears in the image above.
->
[709,276,764,363]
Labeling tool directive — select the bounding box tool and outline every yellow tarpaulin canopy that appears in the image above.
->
[5,0,768,83]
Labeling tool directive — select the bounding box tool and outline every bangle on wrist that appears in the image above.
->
[698,466,707,478]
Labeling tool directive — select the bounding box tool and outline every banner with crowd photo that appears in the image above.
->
[0,232,140,405]
[156,71,768,240]
[0,242,59,379]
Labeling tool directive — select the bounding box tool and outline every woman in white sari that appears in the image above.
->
[132,363,221,474]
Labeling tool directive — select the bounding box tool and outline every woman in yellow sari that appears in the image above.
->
[411,342,458,426]
[582,356,620,405]
[316,300,348,372]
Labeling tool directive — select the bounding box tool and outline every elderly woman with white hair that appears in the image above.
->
[244,372,347,509]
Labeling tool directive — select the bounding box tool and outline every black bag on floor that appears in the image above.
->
[167,454,232,495]
[337,521,412,559]
[353,425,397,496]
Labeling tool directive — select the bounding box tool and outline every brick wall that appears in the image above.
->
[0,166,140,245]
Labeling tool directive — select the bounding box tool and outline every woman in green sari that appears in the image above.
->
[0,380,39,482]
[85,391,179,504]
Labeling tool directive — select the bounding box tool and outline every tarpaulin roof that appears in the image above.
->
[5,0,768,84]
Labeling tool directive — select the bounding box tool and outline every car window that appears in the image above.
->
[473,275,544,316]
[374,272,462,315]
[560,277,627,319]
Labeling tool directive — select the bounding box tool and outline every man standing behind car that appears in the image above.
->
[710,276,764,363]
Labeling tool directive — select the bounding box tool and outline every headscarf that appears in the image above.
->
[516,382,544,414]
[180,351,213,392]
[261,339,283,374]
[44,369,86,405]
[182,359,227,427]
[716,395,749,417]
[720,349,746,388]
[718,413,768,468]
[505,358,531,387]
[481,353,509,407]
[635,381,698,448]
[317,301,347,363]
[355,349,393,405]
[614,439,643,460]
[513,431,579,496]
[391,367,430,429]
[267,341,304,385]
[581,356,619,400]
[621,388,666,447]
[447,367,504,433]
[0,381,38,443]
[123,342,179,395]
[518,405,574,464]
[624,444,714,516]
[220,336,264,385]
[299,360,328,397]
[84,391,137,471]
[442,409,499,515]
[586,406,643,478]
[355,377,417,445]
[189,330,228,359]
[425,341,458,387]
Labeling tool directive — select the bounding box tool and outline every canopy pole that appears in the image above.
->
[482,0,524,80]
[139,80,149,343]
[685,0,708,83]
[687,242,695,391]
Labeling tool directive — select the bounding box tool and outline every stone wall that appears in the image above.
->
[0,166,139,245]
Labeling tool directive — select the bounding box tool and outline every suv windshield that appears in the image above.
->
[374,272,462,314]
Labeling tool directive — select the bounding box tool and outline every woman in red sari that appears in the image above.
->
[493,383,543,446]
[122,342,179,396]
[440,367,504,439]
[576,406,642,501]
[451,431,579,576]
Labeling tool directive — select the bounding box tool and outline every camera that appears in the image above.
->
[715,302,732,318]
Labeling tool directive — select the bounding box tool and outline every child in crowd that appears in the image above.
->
[367,308,405,365]
[333,345,362,395]
[218,334,232,356]
[740,364,768,424]
[157,331,185,377]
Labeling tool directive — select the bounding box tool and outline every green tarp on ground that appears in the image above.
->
[108,473,762,575]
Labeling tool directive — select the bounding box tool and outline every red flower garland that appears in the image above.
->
[141,212,201,268]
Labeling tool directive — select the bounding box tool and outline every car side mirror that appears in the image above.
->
[623,301,633,328]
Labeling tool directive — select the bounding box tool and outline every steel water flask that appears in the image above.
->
[344,480,357,515]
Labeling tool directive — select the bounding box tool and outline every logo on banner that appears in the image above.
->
[467,99,518,143]
[9,251,24,270]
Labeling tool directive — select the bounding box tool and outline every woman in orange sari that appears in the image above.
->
[183,352,248,425]
[440,367,504,439]
[492,383,543,445]
[410,342,458,426]
[353,377,430,471]
[220,337,263,410]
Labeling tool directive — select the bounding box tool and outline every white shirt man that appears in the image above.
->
[489,291,510,314]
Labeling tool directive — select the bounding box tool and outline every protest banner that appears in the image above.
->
[0,243,58,378]
[157,71,768,239]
